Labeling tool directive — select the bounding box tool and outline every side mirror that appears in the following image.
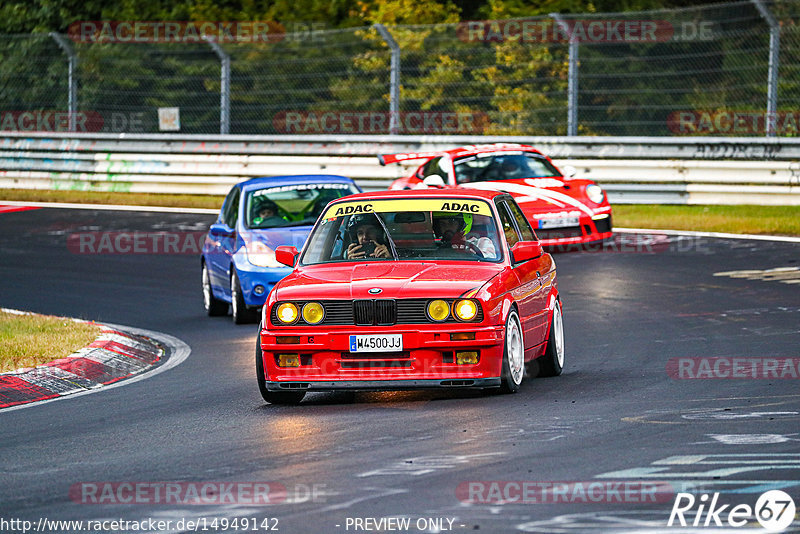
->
[209,223,234,238]
[275,245,299,267]
[561,164,577,178]
[421,175,446,188]
[510,241,543,264]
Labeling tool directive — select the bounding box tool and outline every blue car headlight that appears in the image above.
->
[246,241,282,268]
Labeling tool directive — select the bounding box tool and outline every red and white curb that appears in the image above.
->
[0,311,190,411]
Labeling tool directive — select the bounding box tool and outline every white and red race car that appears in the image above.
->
[380,143,612,246]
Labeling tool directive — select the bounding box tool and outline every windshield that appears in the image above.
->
[245,182,359,229]
[453,152,560,184]
[301,198,503,265]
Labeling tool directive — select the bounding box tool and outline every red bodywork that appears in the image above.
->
[259,189,560,392]
[381,143,613,247]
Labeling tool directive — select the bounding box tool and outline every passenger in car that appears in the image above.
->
[432,212,497,259]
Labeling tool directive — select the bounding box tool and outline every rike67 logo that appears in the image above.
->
[668,490,796,532]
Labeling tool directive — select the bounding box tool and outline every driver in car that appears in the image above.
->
[251,199,286,227]
[433,212,497,259]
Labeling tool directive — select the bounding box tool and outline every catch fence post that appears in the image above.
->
[205,37,231,135]
[374,24,401,135]
[50,33,78,132]
[549,14,578,136]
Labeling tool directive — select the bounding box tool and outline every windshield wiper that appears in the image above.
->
[372,213,399,260]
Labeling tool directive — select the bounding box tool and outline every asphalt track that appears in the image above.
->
[0,207,799,534]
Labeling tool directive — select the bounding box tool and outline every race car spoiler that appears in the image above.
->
[378,151,444,166]
[378,143,535,166]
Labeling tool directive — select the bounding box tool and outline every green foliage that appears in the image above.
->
[1,0,797,136]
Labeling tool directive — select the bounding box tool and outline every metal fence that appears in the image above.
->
[1,0,799,137]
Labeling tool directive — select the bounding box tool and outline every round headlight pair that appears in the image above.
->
[275,302,324,325]
[427,299,479,322]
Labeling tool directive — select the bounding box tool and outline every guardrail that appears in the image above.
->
[1,132,799,205]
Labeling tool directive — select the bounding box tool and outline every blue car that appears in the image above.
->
[201,175,362,323]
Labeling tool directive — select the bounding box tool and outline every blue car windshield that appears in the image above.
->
[245,183,359,229]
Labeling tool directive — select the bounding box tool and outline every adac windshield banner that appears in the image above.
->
[323,199,492,219]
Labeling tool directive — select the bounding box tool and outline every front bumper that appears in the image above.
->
[265,378,501,391]
[260,324,506,386]
[536,213,612,247]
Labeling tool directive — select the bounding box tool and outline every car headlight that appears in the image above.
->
[427,300,450,322]
[453,299,479,321]
[276,303,299,324]
[246,241,282,268]
[585,184,605,205]
[302,302,325,324]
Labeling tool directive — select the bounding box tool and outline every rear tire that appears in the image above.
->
[535,300,564,378]
[202,262,228,316]
[231,270,259,324]
[499,310,524,393]
[255,328,305,405]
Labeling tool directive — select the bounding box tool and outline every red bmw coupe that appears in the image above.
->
[256,188,564,404]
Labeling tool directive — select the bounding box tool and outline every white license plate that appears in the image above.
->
[349,334,403,353]
[539,217,579,229]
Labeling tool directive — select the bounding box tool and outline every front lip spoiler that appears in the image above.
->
[265,378,501,391]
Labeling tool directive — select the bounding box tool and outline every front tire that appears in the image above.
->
[202,262,228,316]
[499,309,525,393]
[536,300,565,378]
[231,270,259,324]
[255,327,305,405]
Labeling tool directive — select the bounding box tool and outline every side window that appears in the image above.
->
[507,200,536,241]
[223,188,240,228]
[419,157,443,178]
[220,187,236,223]
[497,202,520,248]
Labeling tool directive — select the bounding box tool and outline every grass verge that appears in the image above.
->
[613,205,800,236]
[0,310,101,373]
[0,188,223,209]
[2,189,799,236]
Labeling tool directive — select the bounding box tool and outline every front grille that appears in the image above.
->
[271,299,482,326]
[396,300,429,323]
[341,360,412,369]
[341,351,410,360]
[375,300,396,325]
[354,300,373,325]
[353,299,396,325]
[594,216,612,234]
